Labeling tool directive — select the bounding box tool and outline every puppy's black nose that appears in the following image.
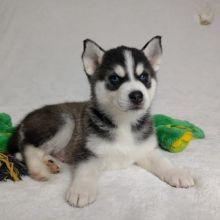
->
[129,91,143,105]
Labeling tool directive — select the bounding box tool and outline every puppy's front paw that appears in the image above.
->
[66,184,97,207]
[161,168,195,188]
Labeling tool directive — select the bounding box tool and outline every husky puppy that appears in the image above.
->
[8,36,194,207]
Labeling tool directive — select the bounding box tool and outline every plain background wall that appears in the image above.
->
[0,0,219,125]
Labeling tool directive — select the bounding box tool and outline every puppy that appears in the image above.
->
[8,36,194,207]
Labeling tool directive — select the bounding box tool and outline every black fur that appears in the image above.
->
[7,125,20,154]
[134,71,152,89]
[87,106,116,140]
[132,113,150,132]
[89,107,116,129]
[21,106,65,147]
[131,112,154,142]
[73,141,96,164]
[7,105,66,155]
[106,74,129,91]
[139,122,154,141]
[142,36,162,54]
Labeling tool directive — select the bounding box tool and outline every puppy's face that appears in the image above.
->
[82,37,162,114]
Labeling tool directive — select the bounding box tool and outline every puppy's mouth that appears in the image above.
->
[129,104,144,111]
[117,100,144,112]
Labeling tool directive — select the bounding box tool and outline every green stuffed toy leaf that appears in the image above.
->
[0,113,15,153]
[152,114,205,153]
[0,113,28,181]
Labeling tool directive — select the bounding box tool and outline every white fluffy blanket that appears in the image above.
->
[0,0,220,219]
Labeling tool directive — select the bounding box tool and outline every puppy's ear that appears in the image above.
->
[82,39,105,76]
[142,36,162,72]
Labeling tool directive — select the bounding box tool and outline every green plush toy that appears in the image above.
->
[0,113,27,181]
[152,114,205,153]
[0,113,15,153]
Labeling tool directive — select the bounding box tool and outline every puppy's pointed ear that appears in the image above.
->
[82,39,105,76]
[142,36,162,72]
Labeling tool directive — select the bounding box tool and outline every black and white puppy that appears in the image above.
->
[8,36,194,207]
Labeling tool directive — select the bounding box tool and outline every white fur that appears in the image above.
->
[82,40,104,75]
[124,50,134,80]
[95,81,144,123]
[41,115,74,154]
[117,80,152,111]
[143,37,162,72]
[22,115,74,180]
[87,127,158,170]
[24,145,50,180]
[83,58,96,75]
[86,130,194,188]
[15,152,23,161]
[137,148,195,188]
[66,159,100,207]
[95,79,156,117]
[67,118,194,207]
[67,125,152,206]
[94,49,158,116]
[114,65,125,77]
[149,78,157,102]
[136,63,144,76]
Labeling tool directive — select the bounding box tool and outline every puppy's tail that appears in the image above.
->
[7,125,23,161]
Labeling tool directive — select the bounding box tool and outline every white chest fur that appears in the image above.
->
[87,124,157,170]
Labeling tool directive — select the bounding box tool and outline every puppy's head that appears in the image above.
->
[82,37,162,115]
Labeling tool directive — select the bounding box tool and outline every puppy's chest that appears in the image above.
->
[88,125,155,170]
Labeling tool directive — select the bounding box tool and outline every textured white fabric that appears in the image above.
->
[0,0,220,219]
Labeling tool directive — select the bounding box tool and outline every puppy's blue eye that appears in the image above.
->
[109,74,120,85]
[138,73,148,81]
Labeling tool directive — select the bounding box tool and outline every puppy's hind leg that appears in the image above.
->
[24,145,51,181]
